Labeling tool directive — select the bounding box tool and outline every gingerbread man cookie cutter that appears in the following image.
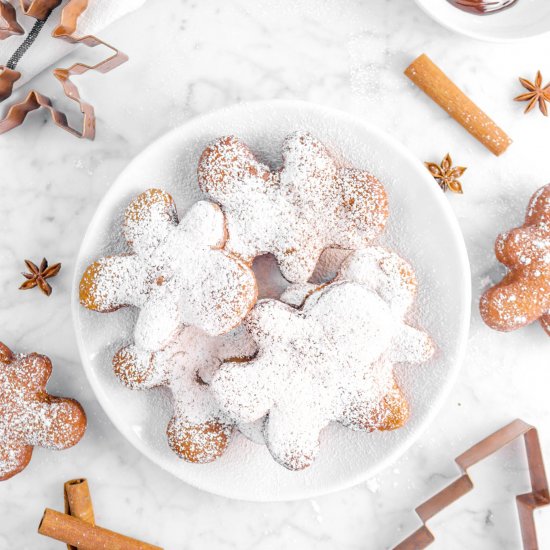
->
[0,0,128,138]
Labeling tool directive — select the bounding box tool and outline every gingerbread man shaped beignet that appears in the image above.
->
[198,132,388,283]
[80,189,258,351]
[480,183,550,335]
[0,343,87,481]
[112,325,257,464]
[213,279,433,471]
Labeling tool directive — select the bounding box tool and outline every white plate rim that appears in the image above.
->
[72,99,472,501]
[413,0,550,43]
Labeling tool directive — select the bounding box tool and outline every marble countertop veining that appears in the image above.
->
[1,1,550,548]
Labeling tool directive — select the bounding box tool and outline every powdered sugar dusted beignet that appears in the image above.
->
[212,282,417,471]
[480,183,550,335]
[0,343,86,481]
[338,247,434,362]
[112,325,257,463]
[198,132,388,283]
[80,189,258,350]
[337,247,417,316]
[281,246,434,365]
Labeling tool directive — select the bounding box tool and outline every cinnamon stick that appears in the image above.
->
[405,53,512,156]
[64,479,95,550]
[38,509,163,550]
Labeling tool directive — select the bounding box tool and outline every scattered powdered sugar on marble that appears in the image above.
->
[198,132,388,283]
[80,190,258,351]
[365,476,381,493]
[348,31,402,100]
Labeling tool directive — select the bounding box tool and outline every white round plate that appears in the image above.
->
[73,100,471,501]
[415,0,550,42]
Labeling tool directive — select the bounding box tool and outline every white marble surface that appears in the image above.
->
[0,1,549,548]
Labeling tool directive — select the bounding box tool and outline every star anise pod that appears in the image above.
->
[425,154,467,194]
[19,258,62,297]
[514,71,550,116]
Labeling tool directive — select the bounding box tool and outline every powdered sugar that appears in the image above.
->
[94,152,433,469]
[198,132,388,283]
[0,343,86,481]
[74,100,470,498]
[337,247,416,317]
[283,247,435,365]
[113,325,257,463]
[213,278,434,471]
[79,138,436,471]
[480,183,550,335]
[80,190,258,350]
[280,282,319,308]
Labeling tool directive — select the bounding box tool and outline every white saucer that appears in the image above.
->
[415,0,550,42]
[73,100,471,501]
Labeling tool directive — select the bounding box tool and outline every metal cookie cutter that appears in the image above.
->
[0,0,128,139]
[394,419,550,549]
[0,1,24,39]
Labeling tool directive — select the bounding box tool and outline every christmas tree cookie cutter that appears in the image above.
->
[395,419,550,549]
